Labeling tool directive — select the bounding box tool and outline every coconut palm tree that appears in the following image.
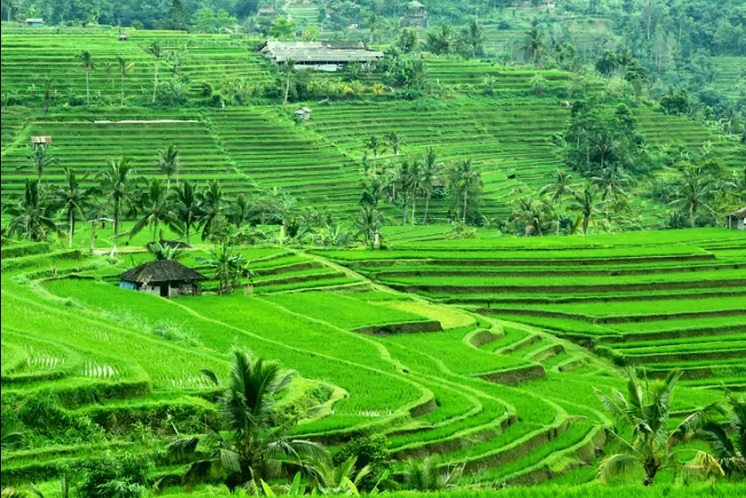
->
[116,56,135,107]
[198,179,224,241]
[149,241,183,261]
[595,369,720,486]
[156,144,181,191]
[385,132,405,156]
[144,40,163,104]
[510,195,555,237]
[569,182,601,235]
[98,155,138,251]
[77,50,95,105]
[365,136,383,174]
[697,392,746,479]
[55,168,98,248]
[419,147,440,225]
[365,12,379,45]
[168,349,326,491]
[4,179,59,242]
[173,180,202,245]
[25,145,58,183]
[520,27,546,65]
[130,178,183,242]
[540,169,575,234]
[196,243,254,295]
[449,159,482,224]
[355,204,384,249]
[670,166,716,226]
[461,18,484,58]
[307,455,371,495]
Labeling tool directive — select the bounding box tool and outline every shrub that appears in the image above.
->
[76,451,152,498]
[333,434,393,491]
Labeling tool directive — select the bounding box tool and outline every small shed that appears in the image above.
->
[118,33,129,41]
[119,260,206,298]
[347,23,360,30]
[25,18,45,27]
[294,106,311,120]
[258,6,276,16]
[31,136,52,148]
[402,1,428,28]
[727,207,746,230]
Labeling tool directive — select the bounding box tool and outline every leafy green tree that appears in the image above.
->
[145,40,163,104]
[130,178,182,242]
[116,56,135,107]
[271,17,296,40]
[365,12,379,45]
[193,6,215,32]
[595,369,719,486]
[540,169,576,235]
[307,455,370,495]
[448,159,482,224]
[697,392,746,479]
[169,350,326,490]
[56,168,98,248]
[98,155,138,250]
[173,180,202,245]
[398,28,417,53]
[156,144,180,191]
[4,178,59,242]
[77,50,95,105]
[77,450,152,498]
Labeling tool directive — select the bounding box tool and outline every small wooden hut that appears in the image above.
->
[119,260,206,298]
[727,207,746,230]
[25,18,45,27]
[31,136,52,148]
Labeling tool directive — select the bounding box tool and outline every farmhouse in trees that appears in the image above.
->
[727,207,746,230]
[260,41,383,71]
[119,260,206,298]
[402,1,428,28]
[25,18,45,27]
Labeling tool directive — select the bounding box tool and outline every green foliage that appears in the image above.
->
[333,434,392,492]
[76,450,152,498]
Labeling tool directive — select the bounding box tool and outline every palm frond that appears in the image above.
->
[167,436,200,456]
[596,453,639,483]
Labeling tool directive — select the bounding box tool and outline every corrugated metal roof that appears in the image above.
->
[262,41,383,64]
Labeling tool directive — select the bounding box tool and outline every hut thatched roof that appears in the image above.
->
[119,260,206,284]
[728,207,746,219]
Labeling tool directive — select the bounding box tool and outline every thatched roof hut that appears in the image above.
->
[119,260,206,298]
[261,41,383,71]
[727,207,746,230]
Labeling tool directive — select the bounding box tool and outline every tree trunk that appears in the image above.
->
[152,61,159,104]
[283,70,291,105]
[373,230,381,249]
[186,214,191,245]
[121,74,125,107]
[423,190,431,224]
[411,191,417,225]
[68,210,74,248]
[85,71,90,105]
[90,220,97,253]
[113,197,120,251]
[401,195,408,224]
[463,189,468,224]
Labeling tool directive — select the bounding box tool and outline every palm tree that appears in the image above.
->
[42,74,53,114]
[227,193,253,227]
[419,148,440,225]
[173,180,202,245]
[595,369,719,486]
[403,456,462,491]
[156,144,180,191]
[520,27,546,65]
[385,132,405,156]
[198,179,224,241]
[116,56,135,107]
[461,18,484,58]
[144,40,163,104]
[355,204,384,249]
[55,168,98,248]
[670,166,716,226]
[26,146,58,183]
[98,155,138,251]
[540,169,575,235]
[169,350,325,491]
[77,50,95,105]
[196,243,254,295]
[510,195,554,237]
[569,182,601,235]
[149,241,183,261]
[365,12,379,45]
[697,392,746,479]
[449,159,482,224]
[4,179,59,242]
[365,136,382,174]
[281,59,296,106]
[130,178,183,242]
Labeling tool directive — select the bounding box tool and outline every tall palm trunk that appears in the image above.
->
[113,196,121,249]
[152,61,159,104]
[120,74,125,107]
[411,192,417,225]
[68,209,75,248]
[423,190,432,224]
[462,189,468,224]
[85,70,90,105]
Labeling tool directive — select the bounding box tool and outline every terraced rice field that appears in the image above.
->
[317,228,746,390]
[711,56,745,100]
[3,228,734,488]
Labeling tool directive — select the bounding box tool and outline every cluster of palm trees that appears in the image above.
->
[74,40,163,107]
[358,136,483,231]
[596,369,745,486]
